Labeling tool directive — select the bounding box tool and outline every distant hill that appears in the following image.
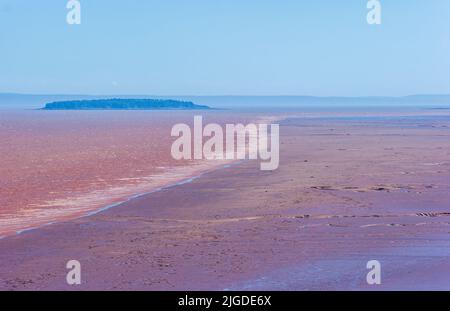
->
[41,99,210,110]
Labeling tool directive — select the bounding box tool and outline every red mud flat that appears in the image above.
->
[0,110,260,237]
[2,113,450,290]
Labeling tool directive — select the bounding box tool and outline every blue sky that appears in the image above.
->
[0,0,449,96]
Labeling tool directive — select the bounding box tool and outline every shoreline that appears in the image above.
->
[5,160,242,240]
[0,160,242,240]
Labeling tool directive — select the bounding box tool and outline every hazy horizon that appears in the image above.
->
[3,92,450,110]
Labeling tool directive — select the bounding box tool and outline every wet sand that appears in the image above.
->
[1,112,450,290]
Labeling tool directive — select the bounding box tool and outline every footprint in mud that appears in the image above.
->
[310,185,394,192]
[370,187,389,192]
[342,186,359,190]
[416,212,450,217]
[310,186,336,191]
[291,212,450,221]
[313,184,437,193]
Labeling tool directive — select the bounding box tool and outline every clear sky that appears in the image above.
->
[0,0,449,96]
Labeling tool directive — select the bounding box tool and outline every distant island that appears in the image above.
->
[41,99,210,110]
